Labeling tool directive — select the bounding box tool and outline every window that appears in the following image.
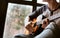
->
[3,0,60,38]
[56,0,59,2]
[37,0,59,4]
[3,0,44,38]
[3,3,33,38]
[37,0,48,4]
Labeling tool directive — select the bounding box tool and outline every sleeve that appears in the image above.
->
[45,22,56,30]
[42,9,51,18]
[34,22,56,38]
[54,18,60,29]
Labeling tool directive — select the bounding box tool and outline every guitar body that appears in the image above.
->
[25,18,44,36]
[25,13,60,36]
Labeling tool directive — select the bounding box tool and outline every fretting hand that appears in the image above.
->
[42,18,49,29]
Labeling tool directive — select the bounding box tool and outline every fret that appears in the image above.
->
[38,13,60,24]
[48,13,60,21]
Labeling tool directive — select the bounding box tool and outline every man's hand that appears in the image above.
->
[42,18,49,28]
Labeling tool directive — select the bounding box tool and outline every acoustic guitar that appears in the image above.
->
[25,13,60,35]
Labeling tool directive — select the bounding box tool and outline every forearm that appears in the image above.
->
[34,22,56,38]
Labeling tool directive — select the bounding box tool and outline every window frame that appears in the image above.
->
[8,0,44,11]
[1,0,44,38]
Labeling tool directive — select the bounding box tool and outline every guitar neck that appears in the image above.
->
[48,13,60,21]
[37,13,60,25]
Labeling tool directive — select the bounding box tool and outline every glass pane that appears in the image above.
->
[24,0,32,1]
[3,3,33,38]
[37,0,48,4]
[37,0,59,4]
[56,0,59,2]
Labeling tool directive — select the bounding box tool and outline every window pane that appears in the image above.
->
[3,3,33,38]
[56,0,59,2]
[37,0,48,4]
[37,0,59,4]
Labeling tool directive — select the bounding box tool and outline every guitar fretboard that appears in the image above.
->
[37,13,60,24]
[48,13,60,21]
